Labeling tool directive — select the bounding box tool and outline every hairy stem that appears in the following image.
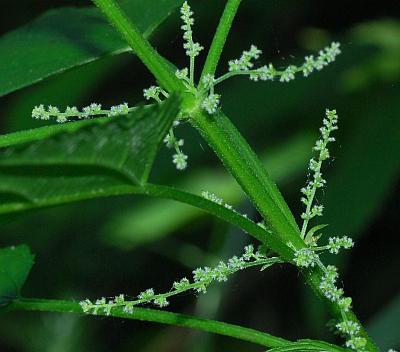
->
[191,110,303,257]
[5,298,332,350]
[91,0,183,93]
[200,0,242,87]
[190,110,378,351]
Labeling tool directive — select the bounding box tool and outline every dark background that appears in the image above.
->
[0,1,399,351]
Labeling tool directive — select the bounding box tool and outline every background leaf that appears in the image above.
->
[0,245,34,306]
[0,0,183,97]
[367,293,400,350]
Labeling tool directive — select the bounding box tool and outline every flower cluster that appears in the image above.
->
[293,248,319,268]
[302,42,341,76]
[174,2,342,117]
[319,265,345,303]
[300,109,338,238]
[336,321,367,351]
[228,45,262,72]
[143,86,164,102]
[201,190,224,205]
[293,108,366,350]
[195,42,340,115]
[80,245,282,316]
[180,1,203,85]
[142,86,188,171]
[293,243,363,350]
[181,1,203,59]
[327,236,354,254]
[335,320,367,350]
[32,102,131,123]
[201,93,220,115]
[172,148,188,171]
[163,120,188,171]
[201,191,257,224]
[237,42,341,83]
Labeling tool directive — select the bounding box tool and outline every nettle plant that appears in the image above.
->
[0,1,394,351]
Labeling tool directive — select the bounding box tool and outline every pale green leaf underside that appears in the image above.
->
[0,0,183,97]
[0,245,34,306]
[0,97,180,215]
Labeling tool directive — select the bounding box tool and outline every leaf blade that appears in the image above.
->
[0,97,180,215]
[0,0,183,97]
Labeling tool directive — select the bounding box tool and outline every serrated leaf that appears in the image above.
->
[0,97,180,217]
[0,0,183,97]
[0,245,35,306]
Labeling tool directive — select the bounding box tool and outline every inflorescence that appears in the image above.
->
[142,85,189,171]
[292,109,365,351]
[32,103,131,123]
[80,245,282,316]
[32,1,341,172]
[194,41,341,114]
[300,109,338,239]
[144,1,341,167]
[31,2,372,350]
[201,190,272,230]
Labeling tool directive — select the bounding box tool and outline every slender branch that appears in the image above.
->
[5,298,347,352]
[4,298,290,348]
[91,0,183,93]
[80,255,284,314]
[213,63,307,87]
[200,0,242,88]
[268,340,348,352]
[0,183,290,258]
[142,184,291,257]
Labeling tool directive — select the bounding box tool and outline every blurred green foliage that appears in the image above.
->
[0,1,399,351]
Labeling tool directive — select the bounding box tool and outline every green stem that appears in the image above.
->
[142,184,291,257]
[190,110,378,351]
[200,0,242,88]
[91,0,183,93]
[268,340,348,352]
[190,56,195,87]
[214,70,247,85]
[191,110,303,259]
[0,183,290,257]
[4,298,288,349]
[5,298,347,352]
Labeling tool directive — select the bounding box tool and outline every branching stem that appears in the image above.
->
[200,0,242,87]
